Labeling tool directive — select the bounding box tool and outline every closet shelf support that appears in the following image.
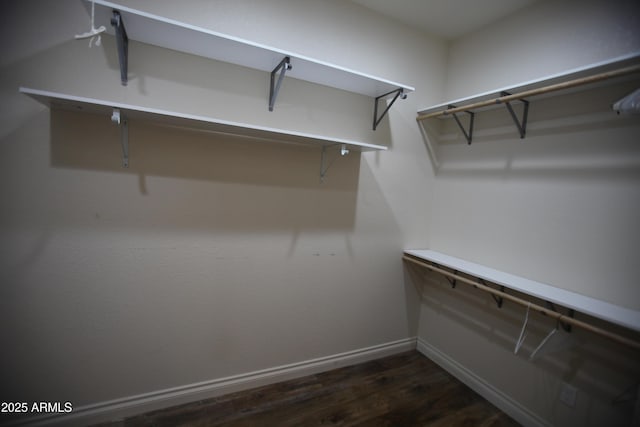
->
[448,270,458,288]
[402,254,640,350]
[479,278,504,308]
[501,91,529,139]
[111,10,129,86]
[545,301,574,332]
[373,88,407,130]
[433,263,457,288]
[269,56,292,111]
[111,108,129,168]
[320,144,349,183]
[447,105,475,145]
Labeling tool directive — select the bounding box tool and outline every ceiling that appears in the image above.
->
[350,0,538,40]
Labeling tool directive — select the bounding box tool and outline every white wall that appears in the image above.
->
[443,0,640,100]
[417,0,640,425]
[4,0,638,426]
[0,0,445,423]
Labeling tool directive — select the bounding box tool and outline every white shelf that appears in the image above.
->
[20,87,387,151]
[89,0,414,98]
[417,52,640,115]
[404,249,640,332]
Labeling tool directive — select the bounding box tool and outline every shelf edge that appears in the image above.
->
[19,86,388,151]
[89,0,414,96]
[417,52,640,115]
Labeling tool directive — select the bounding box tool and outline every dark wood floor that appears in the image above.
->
[95,351,520,427]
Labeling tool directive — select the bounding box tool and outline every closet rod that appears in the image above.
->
[402,255,640,350]
[417,63,640,121]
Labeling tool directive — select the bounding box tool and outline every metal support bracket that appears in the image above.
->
[501,91,529,139]
[545,301,574,332]
[320,144,349,183]
[447,270,458,288]
[479,279,504,308]
[269,56,292,111]
[373,88,407,130]
[432,263,457,288]
[111,108,129,168]
[493,285,505,308]
[111,10,129,86]
[447,104,475,145]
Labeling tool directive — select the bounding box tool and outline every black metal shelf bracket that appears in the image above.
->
[478,279,504,308]
[111,10,129,86]
[545,301,574,332]
[447,270,458,288]
[501,91,529,139]
[493,285,505,308]
[373,88,407,130]
[269,56,292,111]
[447,105,475,145]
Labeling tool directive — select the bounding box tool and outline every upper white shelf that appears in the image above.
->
[20,87,387,151]
[89,0,414,98]
[417,52,640,115]
[404,249,640,332]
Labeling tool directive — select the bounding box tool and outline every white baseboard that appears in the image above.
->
[416,338,550,427]
[10,337,416,427]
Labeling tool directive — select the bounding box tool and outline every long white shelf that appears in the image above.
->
[417,52,640,115]
[20,87,387,151]
[404,249,640,332]
[89,0,414,98]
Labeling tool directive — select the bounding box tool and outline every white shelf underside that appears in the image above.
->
[90,0,414,98]
[20,87,387,151]
[405,249,640,332]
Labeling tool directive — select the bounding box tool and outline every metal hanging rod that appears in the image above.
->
[403,254,640,350]
[416,63,640,122]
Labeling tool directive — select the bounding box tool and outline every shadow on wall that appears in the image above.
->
[48,108,361,232]
[405,263,640,423]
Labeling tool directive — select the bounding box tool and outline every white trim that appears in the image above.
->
[10,338,416,427]
[416,338,550,427]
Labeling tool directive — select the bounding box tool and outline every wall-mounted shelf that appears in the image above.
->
[404,249,640,349]
[20,87,386,173]
[86,0,414,129]
[416,53,640,145]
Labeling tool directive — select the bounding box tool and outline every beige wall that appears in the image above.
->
[2,0,639,426]
[0,0,445,416]
[417,0,640,426]
[443,0,640,100]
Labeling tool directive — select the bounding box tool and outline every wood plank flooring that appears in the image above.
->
[94,351,520,426]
